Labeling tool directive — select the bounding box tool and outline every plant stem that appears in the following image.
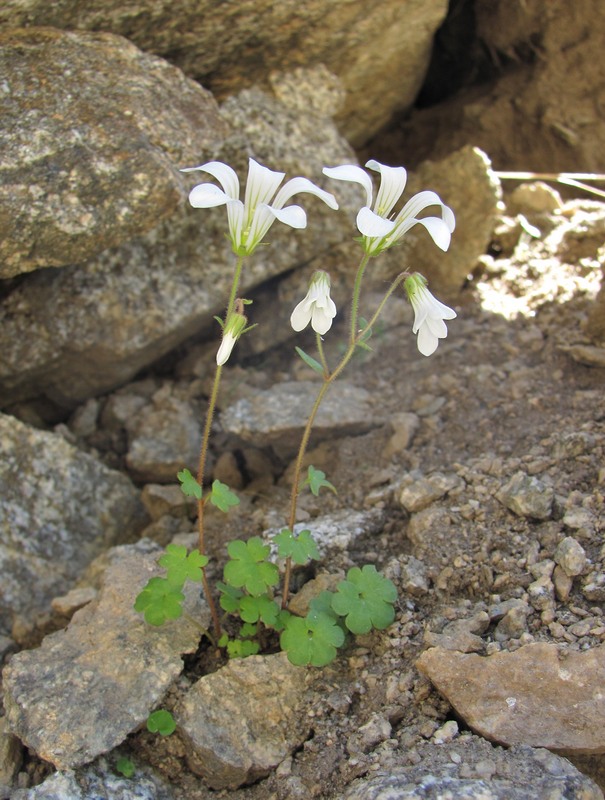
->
[196,255,245,639]
[282,268,408,607]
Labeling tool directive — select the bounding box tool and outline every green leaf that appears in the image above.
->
[217,581,244,613]
[239,622,258,638]
[210,479,240,513]
[134,577,184,626]
[177,468,202,500]
[280,611,345,667]
[295,346,324,376]
[303,465,337,497]
[223,537,279,596]
[274,528,320,565]
[331,565,397,635]
[158,545,208,587]
[147,709,176,736]
[239,595,281,626]
[116,756,135,778]
[218,632,230,648]
[227,638,260,658]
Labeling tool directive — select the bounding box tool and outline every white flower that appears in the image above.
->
[404,273,456,356]
[290,270,337,336]
[216,306,248,366]
[181,158,338,256]
[323,160,455,256]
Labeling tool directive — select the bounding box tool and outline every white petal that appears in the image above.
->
[356,206,396,238]
[290,298,313,331]
[216,332,236,365]
[426,316,448,339]
[323,164,374,207]
[311,305,334,335]
[244,158,285,211]
[188,183,229,208]
[182,161,240,200]
[415,217,452,251]
[226,200,245,250]
[411,303,428,334]
[273,177,338,211]
[442,204,456,232]
[429,297,457,321]
[268,204,307,229]
[366,160,407,217]
[416,324,439,356]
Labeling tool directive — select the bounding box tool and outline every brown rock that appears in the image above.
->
[176,653,311,789]
[417,643,605,755]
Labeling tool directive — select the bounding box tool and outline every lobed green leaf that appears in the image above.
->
[177,468,202,500]
[303,465,337,497]
[331,565,397,635]
[158,544,208,587]
[224,537,279,596]
[134,577,185,626]
[274,528,320,565]
[210,479,240,513]
[280,611,345,667]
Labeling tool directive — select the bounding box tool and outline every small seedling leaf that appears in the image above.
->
[116,756,135,778]
[280,611,345,667]
[227,638,260,658]
[158,544,208,586]
[331,565,397,635]
[147,709,176,737]
[303,465,337,497]
[274,528,320,565]
[134,577,184,626]
[210,479,240,512]
[177,468,202,500]
[217,581,244,613]
[224,537,279,596]
[295,346,324,376]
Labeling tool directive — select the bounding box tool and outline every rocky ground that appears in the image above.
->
[1,183,604,799]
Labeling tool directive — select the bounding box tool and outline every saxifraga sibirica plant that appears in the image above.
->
[134,157,456,667]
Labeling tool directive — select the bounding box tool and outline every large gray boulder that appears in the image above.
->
[0,1,449,146]
[0,413,146,633]
[0,27,227,277]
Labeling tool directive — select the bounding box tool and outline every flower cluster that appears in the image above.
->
[182,157,457,358]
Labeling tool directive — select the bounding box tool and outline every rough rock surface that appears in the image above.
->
[176,653,311,790]
[0,1,449,146]
[0,412,146,633]
[3,541,208,769]
[0,71,359,410]
[0,27,226,277]
[220,380,382,456]
[10,759,176,800]
[342,737,604,800]
[416,643,605,755]
[403,146,502,295]
[391,0,605,173]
